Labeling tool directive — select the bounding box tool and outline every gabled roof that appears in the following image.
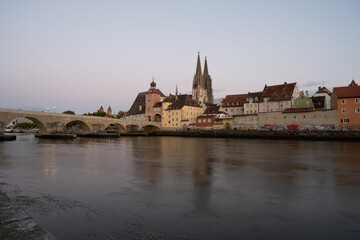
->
[204,104,223,115]
[153,102,162,108]
[222,94,248,108]
[261,82,296,102]
[315,86,331,95]
[166,95,201,110]
[163,94,176,103]
[148,89,165,97]
[333,80,360,98]
[126,92,147,115]
[245,91,263,103]
[107,106,112,110]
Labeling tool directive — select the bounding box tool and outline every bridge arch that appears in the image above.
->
[20,116,47,135]
[111,123,127,134]
[142,124,161,133]
[64,120,91,134]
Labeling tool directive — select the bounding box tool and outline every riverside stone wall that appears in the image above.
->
[258,110,337,126]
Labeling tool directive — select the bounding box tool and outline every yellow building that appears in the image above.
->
[213,116,233,130]
[162,95,204,128]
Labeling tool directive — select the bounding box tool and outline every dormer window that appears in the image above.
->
[246,98,249,101]
[285,94,289,98]
[255,97,258,101]
[276,95,280,99]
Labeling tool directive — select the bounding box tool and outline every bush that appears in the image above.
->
[63,110,75,115]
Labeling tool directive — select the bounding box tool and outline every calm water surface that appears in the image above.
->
[0,134,359,239]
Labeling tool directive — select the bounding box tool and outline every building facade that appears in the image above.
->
[244,91,262,114]
[196,104,224,128]
[192,53,213,105]
[259,82,300,113]
[162,95,204,129]
[312,86,332,110]
[145,79,165,122]
[331,80,360,127]
[220,94,248,116]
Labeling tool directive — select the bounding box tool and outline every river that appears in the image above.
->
[0,134,359,239]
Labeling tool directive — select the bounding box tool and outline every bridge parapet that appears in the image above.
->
[0,108,162,135]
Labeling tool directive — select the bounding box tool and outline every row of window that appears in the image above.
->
[197,119,212,123]
[341,99,360,104]
[341,108,360,113]
[245,110,257,114]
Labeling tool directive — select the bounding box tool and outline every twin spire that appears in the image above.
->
[195,52,209,77]
[192,52,213,104]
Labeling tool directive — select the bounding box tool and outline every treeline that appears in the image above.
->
[15,122,38,129]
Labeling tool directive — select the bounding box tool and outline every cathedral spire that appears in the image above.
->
[195,52,202,76]
[203,56,209,76]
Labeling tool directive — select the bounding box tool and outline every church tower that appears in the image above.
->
[192,52,213,105]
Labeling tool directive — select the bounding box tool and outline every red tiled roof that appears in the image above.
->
[333,80,360,98]
[245,91,263,103]
[261,82,296,102]
[108,106,112,110]
[222,94,248,108]
[315,86,331,95]
[282,107,314,113]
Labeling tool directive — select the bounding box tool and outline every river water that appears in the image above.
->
[0,134,359,240]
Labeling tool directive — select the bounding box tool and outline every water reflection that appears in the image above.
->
[0,135,360,240]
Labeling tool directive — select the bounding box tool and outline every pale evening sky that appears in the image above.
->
[0,0,359,114]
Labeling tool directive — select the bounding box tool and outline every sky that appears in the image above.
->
[0,0,359,114]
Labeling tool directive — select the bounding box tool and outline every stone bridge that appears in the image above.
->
[0,108,161,135]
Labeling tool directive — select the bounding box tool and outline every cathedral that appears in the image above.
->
[192,52,214,105]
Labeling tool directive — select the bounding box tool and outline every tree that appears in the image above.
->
[15,122,37,129]
[63,110,75,115]
[65,121,79,128]
[94,110,106,117]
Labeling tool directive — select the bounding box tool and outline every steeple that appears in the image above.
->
[203,56,209,76]
[192,52,213,105]
[195,52,202,76]
[176,84,178,96]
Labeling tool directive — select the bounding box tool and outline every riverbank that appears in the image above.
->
[149,129,360,141]
[0,187,56,240]
[5,130,360,141]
